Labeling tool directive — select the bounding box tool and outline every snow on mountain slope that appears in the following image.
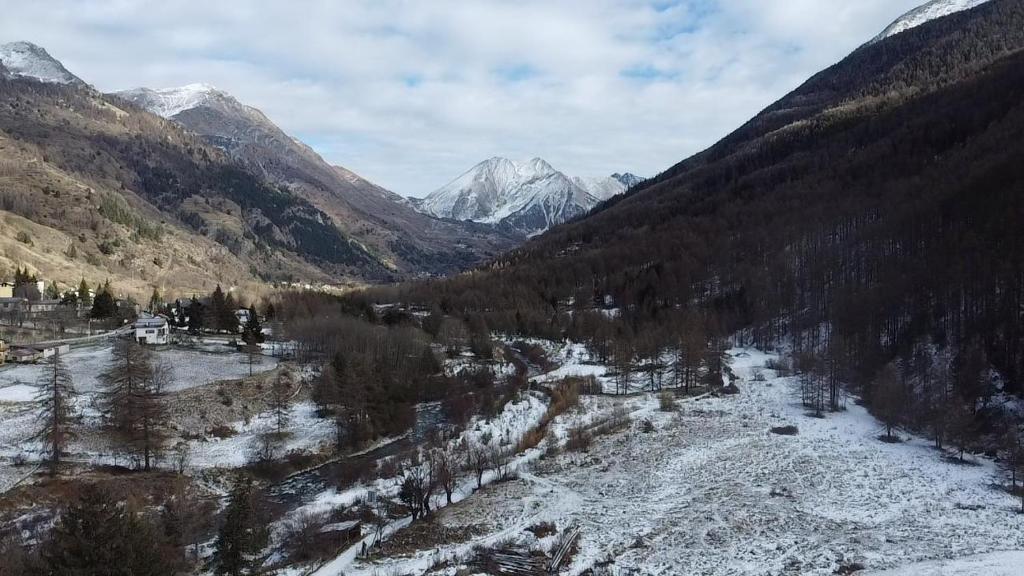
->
[115,83,226,118]
[418,158,638,235]
[117,83,521,277]
[872,0,990,43]
[572,175,627,201]
[0,41,84,85]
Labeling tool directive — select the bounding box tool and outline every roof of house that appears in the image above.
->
[0,297,27,303]
[134,317,168,328]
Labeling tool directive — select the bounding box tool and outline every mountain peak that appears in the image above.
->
[872,0,990,43]
[115,83,236,118]
[417,157,637,235]
[0,41,84,85]
[612,172,645,189]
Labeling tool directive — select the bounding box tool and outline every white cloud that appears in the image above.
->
[0,0,925,196]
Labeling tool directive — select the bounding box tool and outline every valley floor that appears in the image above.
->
[341,348,1024,576]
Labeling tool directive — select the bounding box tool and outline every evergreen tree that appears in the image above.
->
[60,290,79,307]
[242,305,263,344]
[187,297,205,333]
[208,285,228,332]
[44,281,60,299]
[38,484,184,575]
[34,351,76,476]
[90,284,117,319]
[77,278,92,308]
[213,477,269,576]
[223,292,239,333]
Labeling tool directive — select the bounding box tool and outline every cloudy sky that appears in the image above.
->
[1,0,925,196]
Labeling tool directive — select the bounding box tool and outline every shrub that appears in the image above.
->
[566,422,592,452]
[658,390,677,412]
[15,231,32,245]
[209,424,236,439]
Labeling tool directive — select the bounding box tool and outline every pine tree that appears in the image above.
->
[223,292,238,333]
[39,484,184,575]
[187,297,205,333]
[242,305,263,344]
[34,351,76,476]
[90,283,117,319]
[213,477,269,576]
[77,278,91,308]
[208,285,229,332]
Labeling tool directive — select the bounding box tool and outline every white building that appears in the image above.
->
[133,315,169,345]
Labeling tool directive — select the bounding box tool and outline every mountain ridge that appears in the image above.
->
[0,41,85,86]
[415,157,640,236]
[872,0,991,43]
[116,83,522,277]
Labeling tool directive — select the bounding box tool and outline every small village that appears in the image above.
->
[0,269,277,365]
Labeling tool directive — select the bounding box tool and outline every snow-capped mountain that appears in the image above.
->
[872,0,990,43]
[416,158,639,236]
[115,83,230,118]
[572,176,627,202]
[117,83,520,276]
[0,41,84,85]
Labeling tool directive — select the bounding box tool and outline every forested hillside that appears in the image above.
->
[371,0,1024,436]
[0,73,391,295]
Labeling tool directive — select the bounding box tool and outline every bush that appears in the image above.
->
[15,231,32,245]
[209,424,236,439]
[770,425,799,436]
[765,358,791,376]
[566,422,592,452]
[658,390,677,412]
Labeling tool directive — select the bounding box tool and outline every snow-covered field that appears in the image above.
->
[186,400,334,469]
[332,347,1024,576]
[0,342,282,478]
[0,343,278,396]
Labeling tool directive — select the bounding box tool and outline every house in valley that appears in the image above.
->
[133,315,169,345]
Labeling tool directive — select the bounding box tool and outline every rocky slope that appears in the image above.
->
[0,44,394,297]
[116,84,521,277]
[0,41,84,86]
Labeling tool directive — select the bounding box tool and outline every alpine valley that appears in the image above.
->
[2,1,1024,576]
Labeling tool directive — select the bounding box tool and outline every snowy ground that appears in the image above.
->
[186,400,335,469]
[0,342,279,396]
[327,347,1024,576]
[0,342,282,479]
